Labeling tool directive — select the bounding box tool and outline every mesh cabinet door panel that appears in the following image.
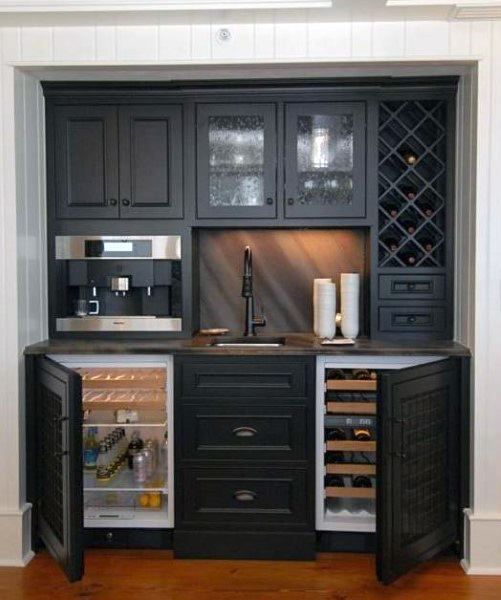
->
[35,356,83,582]
[376,358,459,584]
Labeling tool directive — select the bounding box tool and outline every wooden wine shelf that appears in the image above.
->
[326,440,377,452]
[83,389,166,411]
[325,379,377,392]
[325,486,376,499]
[326,463,376,476]
[77,367,166,390]
[326,402,377,415]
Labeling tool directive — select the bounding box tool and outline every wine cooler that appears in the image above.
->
[49,355,174,531]
[315,355,448,534]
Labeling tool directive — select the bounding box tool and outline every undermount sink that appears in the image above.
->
[210,336,286,347]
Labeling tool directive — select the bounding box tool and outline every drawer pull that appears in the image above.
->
[232,426,257,438]
[407,315,417,324]
[233,490,257,502]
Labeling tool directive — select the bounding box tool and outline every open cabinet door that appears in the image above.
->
[35,356,84,582]
[376,358,459,584]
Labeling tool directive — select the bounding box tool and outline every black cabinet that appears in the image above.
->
[174,355,316,559]
[54,105,119,219]
[285,102,366,218]
[196,103,277,219]
[52,104,183,220]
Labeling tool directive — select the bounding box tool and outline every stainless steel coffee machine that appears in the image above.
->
[55,235,182,332]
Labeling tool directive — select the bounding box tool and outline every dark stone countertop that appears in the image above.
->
[24,333,470,357]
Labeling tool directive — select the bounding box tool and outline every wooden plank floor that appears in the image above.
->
[1,550,500,600]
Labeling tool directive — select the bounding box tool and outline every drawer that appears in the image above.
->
[378,306,446,333]
[178,404,309,461]
[177,467,310,528]
[177,357,311,399]
[379,274,445,301]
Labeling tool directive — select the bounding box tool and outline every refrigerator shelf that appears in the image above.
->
[83,421,167,428]
[83,468,167,493]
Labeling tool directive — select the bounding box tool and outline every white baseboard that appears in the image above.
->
[464,508,501,575]
[0,503,33,567]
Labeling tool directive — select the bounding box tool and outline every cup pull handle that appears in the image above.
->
[88,300,100,315]
[233,490,257,502]
[232,426,257,438]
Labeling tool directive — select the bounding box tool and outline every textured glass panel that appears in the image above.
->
[208,115,265,207]
[296,114,354,206]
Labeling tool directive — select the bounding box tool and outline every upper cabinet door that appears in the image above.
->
[285,102,366,219]
[119,105,183,219]
[196,103,277,219]
[376,358,459,584]
[54,105,119,219]
[35,356,83,582]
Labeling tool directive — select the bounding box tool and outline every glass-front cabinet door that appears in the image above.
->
[285,102,366,219]
[196,103,277,219]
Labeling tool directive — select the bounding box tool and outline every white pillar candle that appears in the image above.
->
[340,273,360,339]
[316,282,336,339]
[313,278,332,336]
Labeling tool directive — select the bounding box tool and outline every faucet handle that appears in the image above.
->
[253,303,266,329]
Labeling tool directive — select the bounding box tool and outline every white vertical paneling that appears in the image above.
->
[211,22,254,60]
[191,19,211,60]
[254,11,274,59]
[450,20,471,56]
[275,16,307,58]
[20,27,52,62]
[159,24,191,61]
[96,26,116,61]
[308,21,351,58]
[405,21,449,56]
[372,21,405,57]
[116,25,158,61]
[351,22,372,58]
[53,26,96,61]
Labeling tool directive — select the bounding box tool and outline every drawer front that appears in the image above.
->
[178,358,310,399]
[177,467,310,528]
[178,404,308,461]
[379,274,446,301]
[378,306,446,333]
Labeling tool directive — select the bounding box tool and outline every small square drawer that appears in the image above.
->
[178,404,309,461]
[378,275,445,301]
[177,357,311,399]
[378,306,446,333]
[177,467,310,528]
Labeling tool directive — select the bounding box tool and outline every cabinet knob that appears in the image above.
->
[266,197,274,205]
[106,532,114,541]
[109,198,118,206]
[407,315,417,324]
[121,199,130,206]
[233,490,257,502]
[287,197,294,205]
[232,426,257,438]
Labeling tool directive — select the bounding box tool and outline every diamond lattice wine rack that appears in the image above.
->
[378,100,447,268]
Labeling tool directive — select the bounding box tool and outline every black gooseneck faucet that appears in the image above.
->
[241,246,266,336]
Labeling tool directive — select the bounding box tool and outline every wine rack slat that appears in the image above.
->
[325,486,376,499]
[326,463,376,476]
[76,367,166,390]
[326,401,376,415]
[325,380,377,392]
[326,440,377,452]
[82,389,167,411]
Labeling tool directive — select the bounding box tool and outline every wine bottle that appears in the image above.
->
[419,237,434,252]
[383,200,400,218]
[325,428,347,441]
[400,252,417,266]
[326,368,346,380]
[352,428,372,441]
[419,203,434,217]
[352,475,372,488]
[353,369,371,380]
[400,220,416,235]
[325,451,344,464]
[401,149,418,166]
[325,475,345,488]
[401,187,417,201]
[382,236,401,252]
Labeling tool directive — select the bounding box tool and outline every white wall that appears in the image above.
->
[0,9,499,573]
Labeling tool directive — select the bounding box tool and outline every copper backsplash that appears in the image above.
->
[198,229,369,334]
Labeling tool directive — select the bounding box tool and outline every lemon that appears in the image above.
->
[138,493,149,508]
[149,493,161,508]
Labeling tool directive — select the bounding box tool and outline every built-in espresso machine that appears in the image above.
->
[55,235,182,332]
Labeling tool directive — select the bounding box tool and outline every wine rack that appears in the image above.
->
[378,99,447,268]
[317,365,377,532]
